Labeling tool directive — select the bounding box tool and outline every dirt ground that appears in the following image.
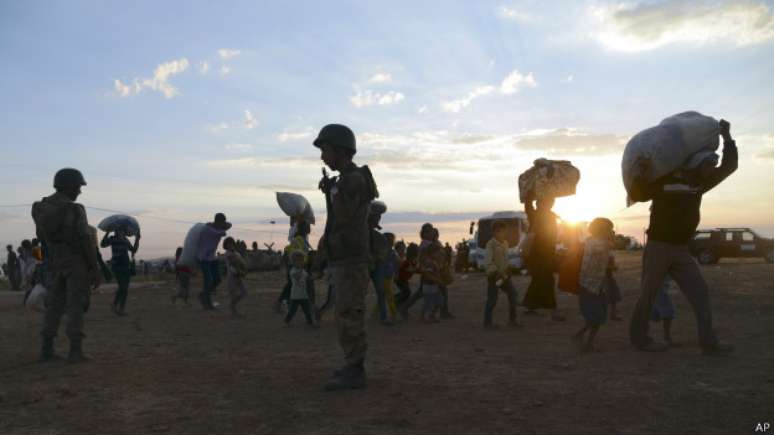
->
[1,251,773,435]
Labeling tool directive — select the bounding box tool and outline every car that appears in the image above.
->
[690,228,774,265]
[467,211,529,272]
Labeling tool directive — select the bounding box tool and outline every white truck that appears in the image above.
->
[467,211,529,272]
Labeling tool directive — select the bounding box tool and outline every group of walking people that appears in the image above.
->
[24,118,737,388]
[3,239,43,295]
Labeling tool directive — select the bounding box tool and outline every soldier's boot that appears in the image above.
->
[39,338,62,363]
[325,361,366,391]
[67,341,91,364]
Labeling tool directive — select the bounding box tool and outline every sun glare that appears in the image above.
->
[553,194,597,224]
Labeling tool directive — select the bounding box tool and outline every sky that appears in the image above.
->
[1,0,774,259]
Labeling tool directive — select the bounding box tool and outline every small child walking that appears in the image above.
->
[651,279,677,345]
[573,218,615,352]
[223,237,248,317]
[285,251,317,327]
[395,243,419,310]
[421,243,444,323]
[172,247,192,305]
[382,233,399,323]
[483,221,520,329]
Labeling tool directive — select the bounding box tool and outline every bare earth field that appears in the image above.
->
[1,251,773,435]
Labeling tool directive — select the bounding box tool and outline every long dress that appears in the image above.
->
[522,205,558,310]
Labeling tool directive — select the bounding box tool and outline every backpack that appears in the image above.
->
[359,165,379,203]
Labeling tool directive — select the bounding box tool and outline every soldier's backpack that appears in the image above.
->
[359,165,379,203]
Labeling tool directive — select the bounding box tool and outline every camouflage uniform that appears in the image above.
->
[32,192,97,345]
[322,163,374,366]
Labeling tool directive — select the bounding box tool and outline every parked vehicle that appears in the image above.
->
[690,228,774,265]
[468,211,529,272]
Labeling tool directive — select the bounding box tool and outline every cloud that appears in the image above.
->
[218,48,242,59]
[243,110,257,129]
[224,143,255,152]
[499,6,532,22]
[441,85,495,113]
[205,122,229,133]
[746,133,774,159]
[199,61,210,74]
[592,0,774,52]
[355,130,516,171]
[113,79,139,97]
[417,105,428,114]
[563,74,574,83]
[277,128,315,142]
[500,69,537,95]
[206,156,318,169]
[360,148,499,171]
[208,128,626,174]
[441,69,536,113]
[350,88,405,108]
[758,149,774,159]
[451,134,496,144]
[220,65,232,76]
[114,58,190,98]
[205,111,257,133]
[368,72,392,83]
[514,128,627,155]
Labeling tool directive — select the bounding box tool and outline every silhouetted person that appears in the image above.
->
[628,119,737,356]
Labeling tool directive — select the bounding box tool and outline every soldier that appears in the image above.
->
[31,168,99,363]
[315,124,378,391]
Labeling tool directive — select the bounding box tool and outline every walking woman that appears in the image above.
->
[101,228,140,316]
[522,193,565,321]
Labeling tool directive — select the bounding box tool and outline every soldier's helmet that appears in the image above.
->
[313,124,356,155]
[53,168,87,189]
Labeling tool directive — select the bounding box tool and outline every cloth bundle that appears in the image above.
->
[518,158,580,203]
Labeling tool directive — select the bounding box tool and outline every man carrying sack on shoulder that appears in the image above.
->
[628,120,737,356]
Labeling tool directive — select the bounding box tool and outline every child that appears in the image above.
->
[382,233,399,323]
[172,247,192,305]
[421,243,444,323]
[395,243,419,309]
[223,237,248,317]
[394,240,407,260]
[573,218,615,352]
[285,251,316,327]
[651,279,677,345]
[434,228,455,319]
[275,221,311,313]
[483,221,519,328]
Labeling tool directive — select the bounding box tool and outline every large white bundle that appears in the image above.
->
[518,159,580,203]
[660,111,719,153]
[622,111,719,202]
[180,223,206,268]
[26,284,47,312]
[98,214,141,236]
[276,192,315,225]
